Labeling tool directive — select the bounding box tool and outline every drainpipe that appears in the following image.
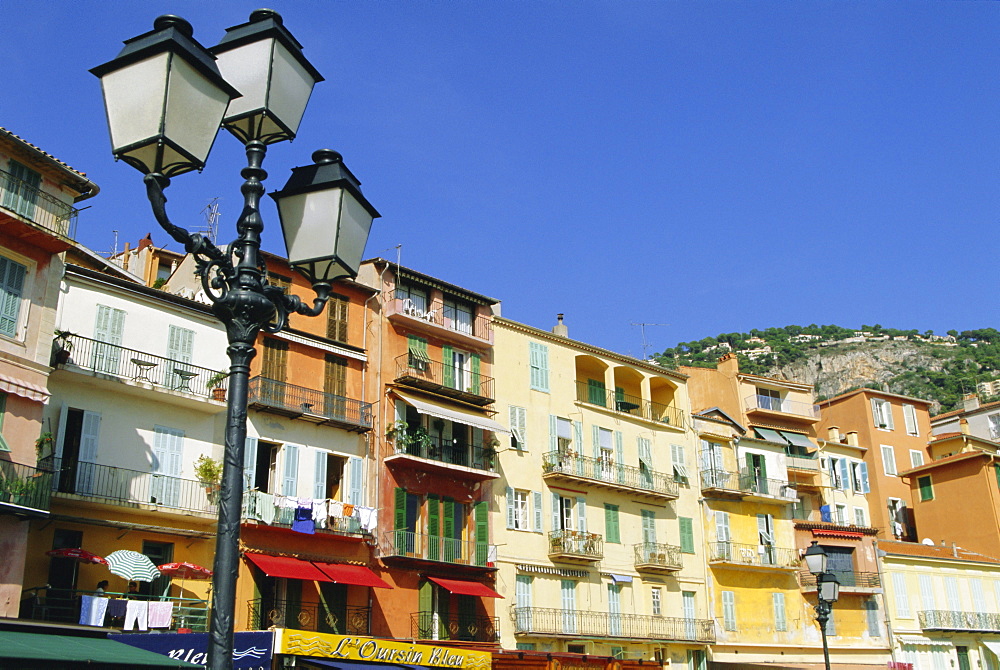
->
[873,540,898,663]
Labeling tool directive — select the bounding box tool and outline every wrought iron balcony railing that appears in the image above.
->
[388,297,493,343]
[248,598,370,634]
[744,394,820,419]
[738,470,797,500]
[247,376,372,431]
[575,381,685,426]
[390,431,497,472]
[919,610,1000,632]
[382,530,492,568]
[394,353,494,405]
[512,607,715,643]
[0,168,79,239]
[0,460,52,513]
[542,451,678,499]
[46,457,216,515]
[800,571,881,590]
[22,586,207,631]
[700,468,741,491]
[55,334,228,399]
[548,529,604,561]
[708,541,799,569]
[633,542,683,571]
[411,612,499,643]
[242,489,364,535]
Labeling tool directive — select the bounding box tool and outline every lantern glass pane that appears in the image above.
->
[267,40,315,137]
[214,39,271,121]
[163,56,231,166]
[278,189,342,265]
[820,578,839,602]
[100,52,170,157]
[335,190,375,276]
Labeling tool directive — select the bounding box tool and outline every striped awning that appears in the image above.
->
[393,390,510,434]
[0,374,49,402]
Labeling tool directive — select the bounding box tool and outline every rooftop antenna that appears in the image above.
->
[631,322,670,360]
[196,198,222,244]
[110,230,119,259]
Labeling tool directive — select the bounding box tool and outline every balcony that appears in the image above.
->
[738,470,798,504]
[633,542,683,573]
[394,354,494,406]
[247,376,372,432]
[248,598,370,634]
[542,451,678,501]
[242,489,365,537]
[575,381,685,428]
[0,168,79,250]
[708,542,799,571]
[386,431,499,482]
[800,571,881,594]
[744,394,820,424]
[54,334,227,411]
[386,297,493,347]
[512,607,715,643]
[548,530,603,563]
[47,457,216,517]
[919,610,1000,633]
[22,586,207,631]
[382,530,493,569]
[411,612,499,643]
[0,460,52,517]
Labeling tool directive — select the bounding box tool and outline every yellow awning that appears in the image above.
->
[393,390,510,434]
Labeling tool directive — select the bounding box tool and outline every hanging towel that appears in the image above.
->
[148,601,174,628]
[342,503,355,517]
[312,499,329,529]
[257,491,276,525]
[357,506,378,532]
[329,500,344,518]
[107,598,127,619]
[292,504,315,534]
[124,600,149,631]
[78,595,101,626]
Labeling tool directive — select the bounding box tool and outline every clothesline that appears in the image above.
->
[242,490,378,534]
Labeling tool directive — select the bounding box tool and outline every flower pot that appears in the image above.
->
[212,388,226,402]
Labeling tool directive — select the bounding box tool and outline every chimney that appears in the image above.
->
[717,352,739,376]
[552,313,568,338]
[960,417,970,435]
[953,543,959,558]
[827,426,841,442]
[845,431,859,447]
[963,394,980,411]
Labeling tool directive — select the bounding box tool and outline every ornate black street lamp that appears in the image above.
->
[804,540,842,670]
[91,11,379,670]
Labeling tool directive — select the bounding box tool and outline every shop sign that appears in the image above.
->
[277,629,491,670]
[109,631,273,669]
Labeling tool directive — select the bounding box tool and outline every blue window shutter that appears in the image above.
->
[576,497,587,533]
[533,491,543,532]
[0,257,26,338]
[551,492,561,530]
[314,449,328,499]
[243,436,258,489]
[573,421,583,451]
[615,431,624,467]
[282,444,300,497]
[838,458,851,492]
[859,462,870,493]
[592,425,601,459]
[348,456,363,506]
[529,342,549,392]
[506,487,516,529]
[549,415,558,452]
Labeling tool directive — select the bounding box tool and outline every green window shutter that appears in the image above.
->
[443,344,454,387]
[475,500,489,565]
[615,386,625,403]
[0,393,9,452]
[394,487,407,530]
[588,379,606,406]
[428,495,440,561]
[0,257,26,338]
[995,465,1000,491]
[919,476,934,501]
[443,498,456,562]
[592,425,601,460]
[605,504,620,544]
[470,353,480,395]
[549,415,558,452]
[679,517,695,554]
[419,580,433,613]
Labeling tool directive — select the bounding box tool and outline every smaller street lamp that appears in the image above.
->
[805,541,841,670]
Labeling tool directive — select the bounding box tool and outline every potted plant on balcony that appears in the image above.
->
[34,432,54,460]
[51,330,75,366]
[194,454,223,504]
[206,370,229,401]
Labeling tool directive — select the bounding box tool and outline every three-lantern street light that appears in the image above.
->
[91,10,379,670]
[804,540,842,670]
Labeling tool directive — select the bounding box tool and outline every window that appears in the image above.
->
[0,255,27,339]
[903,404,919,436]
[671,443,689,483]
[772,592,786,632]
[599,428,614,479]
[443,298,473,335]
[892,572,910,617]
[553,416,574,453]
[881,445,898,476]
[851,461,870,493]
[561,580,577,634]
[587,378,607,406]
[829,457,846,490]
[853,507,866,527]
[651,587,662,615]
[166,324,195,388]
[151,425,184,507]
[872,398,894,430]
[637,437,652,487]
[529,342,549,392]
[835,504,847,524]
[324,355,348,410]
[509,405,527,450]
[261,338,289,381]
[406,336,429,371]
[326,292,349,343]
[679,517,695,554]
[909,450,925,468]
[396,283,428,313]
[721,590,736,631]
[989,414,1000,441]
[2,160,41,219]
[609,647,625,661]
[507,488,530,530]
[756,387,782,411]
[268,272,291,293]
[605,504,620,543]
[443,346,478,393]
[865,599,880,637]
[918,475,934,501]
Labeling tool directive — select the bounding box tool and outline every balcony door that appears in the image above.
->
[682,591,697,640]
[317,582,348,634]
[700,440,726,487]
[3,160,41,219]
[641,510,657,561]
[825,547,855,586]
[56,407,101,495]
[757,514,775,565]
[515,575,532,632]
[151,426,184,508]
[608,582,622,637]
[746,452,768,493]
[419,579,449,640]
[323,355,348,419]
[92,304,125,375]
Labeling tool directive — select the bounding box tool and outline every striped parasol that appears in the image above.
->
[104,550,161,583]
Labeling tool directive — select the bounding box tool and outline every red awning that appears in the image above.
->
[244,553,331,581]
[313,562,393,589]
[427,576,503,598]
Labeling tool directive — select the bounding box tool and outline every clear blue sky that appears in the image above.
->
[3,1,997,358]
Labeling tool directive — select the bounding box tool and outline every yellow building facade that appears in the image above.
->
[492,316,713,668]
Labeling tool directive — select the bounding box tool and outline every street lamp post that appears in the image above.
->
[804,541,841,670]
[91,11,379,670]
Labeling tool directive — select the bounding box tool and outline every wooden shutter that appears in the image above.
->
[605,504,620,543]
[722,591,736,630]
[679,517,694,553]
[838,458,851,492]
[313,449,328,499]
[262,338,288,381]
[282,443,299,496]
[348,456,363,506]
[324,355,347,397]
[858,462,870,493]
[551,492,561,530]
[470,353,480,395]
[93,304,126,373]
[772,592,786,631]
[506,487,516,529]
[442,345,454,387]
[529,342,549,392]
[532,492,543,532]
[892,572,910,617]
[592,425,601,460]
[427,495,440,561]
[474,500,489,566]
[394,488,407,530]
[549,415,558,452]
[717,511,730,542]
[326,292,349,343]
[641,509,656,544]
[575,497,587,533]
[243,436,258,489]
[0,257,25,338]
